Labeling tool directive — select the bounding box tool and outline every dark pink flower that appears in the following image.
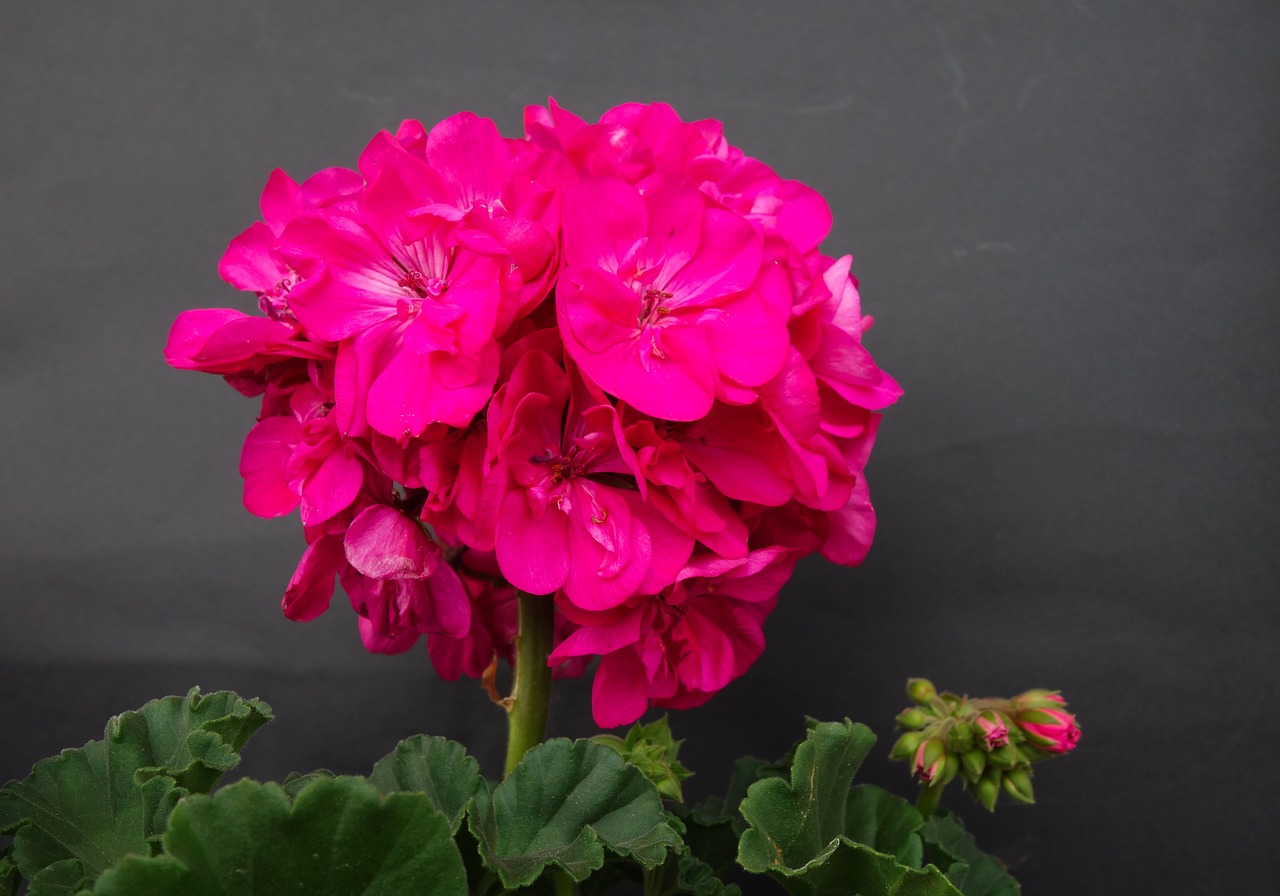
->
[488,350,693,610]
[558,176,789,420]
[549,548,795,727]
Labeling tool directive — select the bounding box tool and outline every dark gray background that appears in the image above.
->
[3,2,1277,893]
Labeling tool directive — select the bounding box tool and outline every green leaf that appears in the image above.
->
[25,859,90,896]
[844,784,925,868]
[469,738,682,888]
[0,688,271,889]
[367,735,485,833]
[674,853,741,896]
[0,848,19,896]
[92,777,467,896]
[919,813,1021,896]
[279,769,334,800]
[675,805,740,876]
[737,720,962,896]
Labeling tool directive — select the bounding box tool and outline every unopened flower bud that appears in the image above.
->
[890,731,924,761]
[1001,767,1035,804]
[941,751,961,785]
[913,738,947,784]
[1016,698,1081,754]
[961,748,986,781]
[974,710,1010,751]
[896,708,930,730]
[987,742,1019,769]
[945,721,975,754]
[907,678,937,705]
[1012,689,1063,711]
[973,769,1002,811]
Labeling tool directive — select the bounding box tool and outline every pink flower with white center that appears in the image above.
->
[1016,696,1082,754]
[488,350,693,610]
[558,175,790,421]
[359,113,572,318]
[281,155,520,436]
[549,548,796,728]
[218,167,364,322]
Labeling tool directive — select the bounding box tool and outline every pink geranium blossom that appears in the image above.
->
[558,176,789,420]
[549,548,795,727]
[169,101,902,715]
[488,349,693,610]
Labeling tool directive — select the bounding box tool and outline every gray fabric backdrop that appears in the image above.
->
[3,2,1277,893]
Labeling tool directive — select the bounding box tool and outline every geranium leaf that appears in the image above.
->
[92,777,467,896]
[919,813,1021,896]
[0,847,19,896]
[844,784,925,868]
[0,688,271,889]
[737,720,961,896]
[24,859,89,896]
[367,734,485,833]
[469,738,682,888]
[280,769,334,799]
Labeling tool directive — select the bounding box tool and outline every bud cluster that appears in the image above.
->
[889,678,1081,812]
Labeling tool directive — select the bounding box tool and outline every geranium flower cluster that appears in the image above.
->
[166,101,902,727]
[891,679,1081,810]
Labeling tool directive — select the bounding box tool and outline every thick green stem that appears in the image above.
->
[504,590,555,779]
[916,782,945,819]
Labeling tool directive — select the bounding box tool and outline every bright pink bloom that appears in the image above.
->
[358,113,572,317]
[558,176,789,420]
[549,548,795,728]
[238,380,364,525]
[489,351,693,610]
[1016,697,1082,753]
[282,152,520,435]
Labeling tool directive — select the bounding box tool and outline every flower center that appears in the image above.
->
[637,288,673,328]
[258,271,301,321]
[397,269,448,298]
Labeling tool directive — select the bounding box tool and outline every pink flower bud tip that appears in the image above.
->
[1017,704,1081,754]
[913,739,945,783]
[975,711,1010,750]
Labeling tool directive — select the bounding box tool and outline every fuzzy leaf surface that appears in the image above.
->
[367,734,484,833]
[737,720,961,896]
[0,689,271,888]
[844,784,925,868]
[91,777,467,896]
[470,738,682,887]
[920,813,1021,896]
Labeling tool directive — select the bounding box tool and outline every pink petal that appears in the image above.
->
[357,615,420,654]
[281,534,345,622]
[299,447,364,525]
[495,490,571,596]
[592,649,651,728]
[239,416,301,518]
[561,177,647,272]
[425,562,472,638]
[344,504,440,579]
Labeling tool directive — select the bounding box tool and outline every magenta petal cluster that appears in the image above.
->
[167,101,902,726]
